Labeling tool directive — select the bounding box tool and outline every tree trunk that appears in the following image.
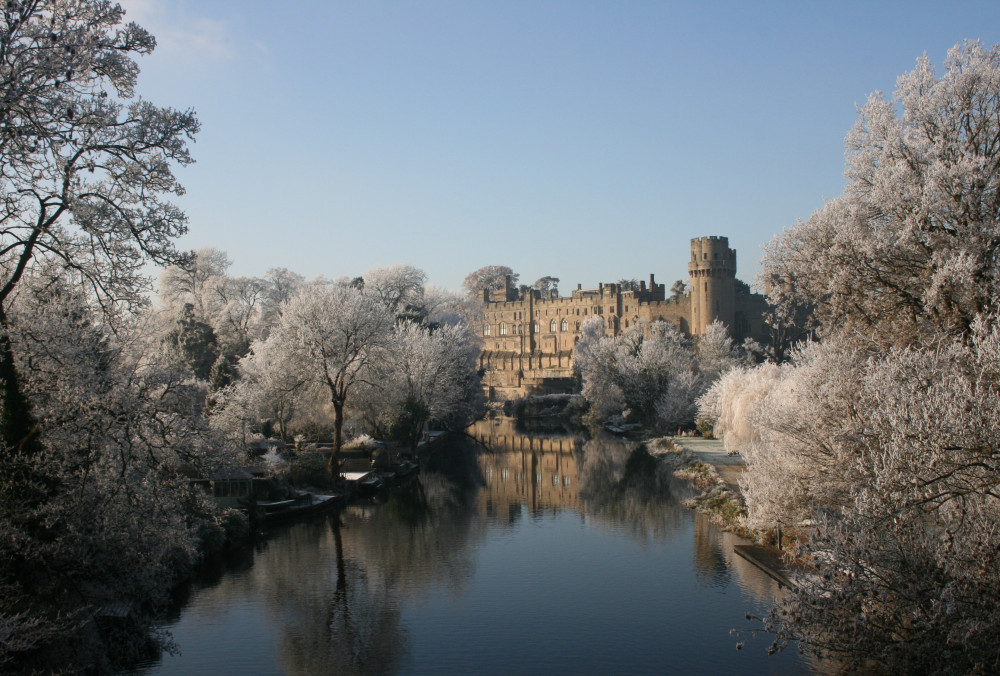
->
[0,305,37,455]
[328,400,344,475]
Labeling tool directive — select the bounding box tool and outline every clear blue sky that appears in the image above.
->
[120,0,1000,292]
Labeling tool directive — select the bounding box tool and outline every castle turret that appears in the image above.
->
[688,236,736,335]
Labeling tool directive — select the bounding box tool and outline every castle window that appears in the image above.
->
[704,253,708,259]
[500,323,508,335]
[560,319,568,332]
[575,322,580,331]
[549,319,557,332]
[483,324,491,336]
[533,322,539,333]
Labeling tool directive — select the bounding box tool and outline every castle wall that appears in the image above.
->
[478,236,770,398]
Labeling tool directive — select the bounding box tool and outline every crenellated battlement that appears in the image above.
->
[478,235,770,398]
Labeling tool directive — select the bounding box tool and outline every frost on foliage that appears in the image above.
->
[256,285,393,469]
[763,40,1000,346]
[362,264,427,314]
[576,319,744,431]
[727,322,1000,671]
[697,362,784,454]
[725,41,1000,670]
[210,334,311,449]
[360,322,483,440]
[0,0,199,319]
[575,321,703,430]
[0,277,228,670]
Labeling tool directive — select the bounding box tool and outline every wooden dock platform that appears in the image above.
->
[733,544,796,588]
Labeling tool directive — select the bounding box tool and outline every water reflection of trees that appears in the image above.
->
[691,512,785,604]
[240,459,486,675]
[576,436,689,544]
[469,419,690,544]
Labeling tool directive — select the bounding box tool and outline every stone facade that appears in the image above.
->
[478,235,770,399]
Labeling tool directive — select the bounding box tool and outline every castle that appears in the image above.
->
[477,236,770,398]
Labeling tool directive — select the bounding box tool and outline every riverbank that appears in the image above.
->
[669,437,743,488]
[650,436,799,588]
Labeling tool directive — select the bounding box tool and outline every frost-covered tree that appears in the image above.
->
[266,285,392,472]
[359,322,483,447]
[362,264,427,314]
[712,43,1000,670]
[421,284,479,334]
[695,320,742,384]
[214,275,266,347]
[0,276,229,671]
[575,321,701,430]
[259,267,305,332]
[158,248,231,323]
[697,362,783,455]
[211,334,311,447]
[724,325,1000,672]
[461,265,518,297]
[0,0,198,451]
[763,40,1000,346]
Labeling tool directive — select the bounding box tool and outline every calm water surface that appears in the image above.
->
[140,420,813,675]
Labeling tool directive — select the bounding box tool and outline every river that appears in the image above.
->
[138,419,814,674]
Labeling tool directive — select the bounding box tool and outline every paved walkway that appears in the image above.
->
[669,437,745,488]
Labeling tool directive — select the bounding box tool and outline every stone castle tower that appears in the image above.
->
[477,234,768,398]
[688,235,736,335]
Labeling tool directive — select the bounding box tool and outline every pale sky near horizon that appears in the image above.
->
[119,0,1000,292]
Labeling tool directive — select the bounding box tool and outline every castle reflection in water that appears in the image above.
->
[466,417,785,606]
[469,417,584,521]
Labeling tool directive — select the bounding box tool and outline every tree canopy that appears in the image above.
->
[461,265,518,297]
[704,42,1000,671]
[763,40,1000,346]
[0,0,198,450]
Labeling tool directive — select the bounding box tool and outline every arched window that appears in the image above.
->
[549,319,557,332]
[560,319,568,332]
[533,322,539,333]
[500,323,508,335]
[483,324,491,336]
